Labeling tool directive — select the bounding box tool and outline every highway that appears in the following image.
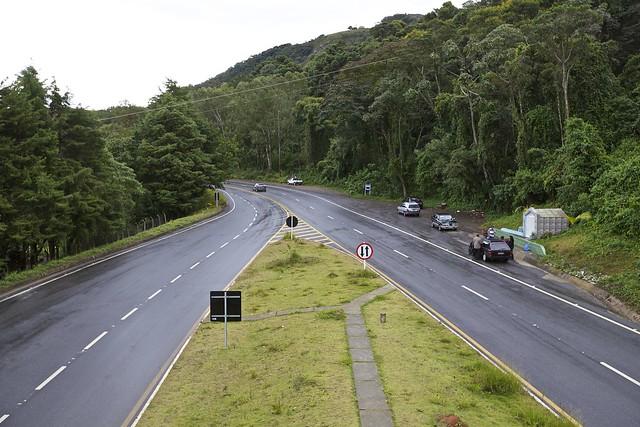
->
[0,191,284,427]
[1,181,639,427]
[230,181,640,427]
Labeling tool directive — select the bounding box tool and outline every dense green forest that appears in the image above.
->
[0,72,229,274]
[185,0,639,230]
[2,0,639,277]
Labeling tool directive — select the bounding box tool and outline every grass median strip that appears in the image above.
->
[363,292,575,427]
[138,239,384,426]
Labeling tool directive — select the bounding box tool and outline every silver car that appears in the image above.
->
[397,202,421,217]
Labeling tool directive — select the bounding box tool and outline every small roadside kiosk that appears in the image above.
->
[522,208,569,239]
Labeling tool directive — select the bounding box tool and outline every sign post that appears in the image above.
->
[356,242,373,270]
[285,215,298,239]
[210,291,241,349]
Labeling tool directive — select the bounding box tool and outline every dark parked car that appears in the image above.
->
[431,213,457,231]
[404,196,423,208]
[469,238,513,262]
[253,183,266,192]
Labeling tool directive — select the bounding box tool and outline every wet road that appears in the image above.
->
[0,190,284,427]
[231,181,640,427]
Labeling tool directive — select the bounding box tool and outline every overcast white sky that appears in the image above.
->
[2,0,462,109]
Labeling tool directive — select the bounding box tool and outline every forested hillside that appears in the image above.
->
[187,0,639,235]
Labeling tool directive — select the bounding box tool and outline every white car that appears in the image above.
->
[397,202,421,217]
[287,176,303,185]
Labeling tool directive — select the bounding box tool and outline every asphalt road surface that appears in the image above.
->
[0,190,284,427]
[230,181,640,427]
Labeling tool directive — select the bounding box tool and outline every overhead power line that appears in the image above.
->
[97,56,398,122]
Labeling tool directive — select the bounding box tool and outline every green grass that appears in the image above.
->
[0,196,226,292]
[363,292,576,427]
[138,312,359,427]
[541,223,640,311]
[233,239,383,315]
[484,209,524,230]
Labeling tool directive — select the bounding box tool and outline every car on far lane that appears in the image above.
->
[404,196,423,208]
[431,213,458,231]
[397,202,421,217]
[253,183,266,192]
[287,176,303,185]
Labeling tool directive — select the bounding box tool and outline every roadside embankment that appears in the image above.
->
[0,195,227,296]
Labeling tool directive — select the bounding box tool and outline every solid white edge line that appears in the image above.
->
[206,252,215,258]
[35,366,66,391]
[0,190,238,304]
[461,285,489,301]
[600,362,640,387]
[277,186,640,337]
[147,289,162,300]
[83,331,108,351]
[190,262,200,270]
[393,249,409,259]
[130,335,193,427]
[121,308,138,321]
[170,274,182,283]
[0,414,9,424]
[220,242,229,248]
[353,228,363,234]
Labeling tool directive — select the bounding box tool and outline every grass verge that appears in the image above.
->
[0,196,226,293]
[488,211,640,312]
[138,239,385,426]
[363,291,575,427]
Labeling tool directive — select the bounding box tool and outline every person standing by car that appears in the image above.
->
[507,235,515,250]
[472,234,483,259]
[487,227,496,239]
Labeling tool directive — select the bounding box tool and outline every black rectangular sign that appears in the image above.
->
[210,291,241,322]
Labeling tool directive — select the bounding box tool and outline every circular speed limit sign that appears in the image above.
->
[356,242,374,260]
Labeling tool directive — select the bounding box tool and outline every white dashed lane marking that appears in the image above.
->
[461,285,489,301]
[83,331,108,351]
[0,415,9,424]
[393,249,409,259]
[243,228,248,233]
[600,362,640,387]
[35,366,66,391]
[220,242,229,248]
[206,252,215,258]
[327,216,334,220]
[353,228,363,235]
[170,274,182,283]
[147,289,162,300]
[120,308,138,321]
[233,234,240,240]
[190,262,200,270]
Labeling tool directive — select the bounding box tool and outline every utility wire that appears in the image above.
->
[97,56,398,122]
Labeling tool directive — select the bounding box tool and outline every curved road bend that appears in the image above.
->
[0,190,284,427]
[232,181,640,427]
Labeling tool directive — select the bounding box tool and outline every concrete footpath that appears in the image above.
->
[344,284,395,427]
[245,284,396,427]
